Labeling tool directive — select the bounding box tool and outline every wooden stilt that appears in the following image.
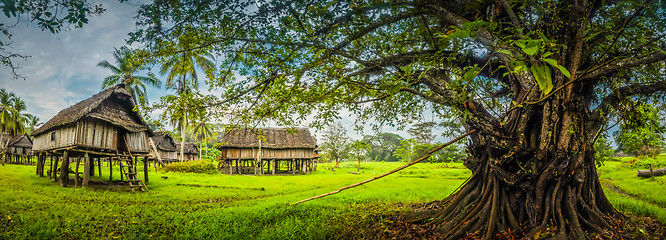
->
[75,157,81,187]
[292,159,295,175]
[49,156,55,180]
[35,154,41,175]
[109,158,113,181]
[60,151,69,187]
[83,153,90,187]
[89,156,95,177]
[97,158,102,177]
[144,157,149,184]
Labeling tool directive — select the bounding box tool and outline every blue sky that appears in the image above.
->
[0,1,448,142]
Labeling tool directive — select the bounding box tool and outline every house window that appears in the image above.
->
[50,132,56,141]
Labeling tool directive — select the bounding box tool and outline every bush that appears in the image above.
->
[162,160,218,174]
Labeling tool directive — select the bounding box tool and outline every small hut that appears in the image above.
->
[149,131,178,164]
[31,84,152,190]
[175,142,199,161]
[0,133,33,164]
[216,127,317,175]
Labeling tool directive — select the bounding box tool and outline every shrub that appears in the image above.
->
[162,160,218,174]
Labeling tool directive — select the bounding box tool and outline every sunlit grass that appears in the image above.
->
[599,154,666,224]
[0,160,469,239]
[1,155,664,239]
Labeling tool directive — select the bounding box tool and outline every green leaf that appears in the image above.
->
[543,58,558,67]
[556,65,571,79]
[313,49,325,59]
[495,49,512,56]
[522,45,539,56]
[530,65,553,94]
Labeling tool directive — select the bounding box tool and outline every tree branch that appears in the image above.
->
[579,51,666,81]
[590,81,666,123]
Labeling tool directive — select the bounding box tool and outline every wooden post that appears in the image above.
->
[109,158,113,181]
[60,151,69,187]
[49,156,58,181]
[144,157,149,184]
[75,157,81,187]
[272,160,276,175]
[83,153,90,187]
[52,156,58,181]
[97,158,102,177]
[292,159,295,175]
[35,154,41,175]
[89,156,95,177]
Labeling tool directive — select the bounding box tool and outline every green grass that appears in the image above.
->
[598,154,666,224]
[0,161,469,239]
[1,155,665,239]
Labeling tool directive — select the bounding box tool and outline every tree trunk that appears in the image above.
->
[180,123,185,162]
[638,165,666,178]
[411,91,620,239]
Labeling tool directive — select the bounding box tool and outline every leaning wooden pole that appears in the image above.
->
[290,130,477,205]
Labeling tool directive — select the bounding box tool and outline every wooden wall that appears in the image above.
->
[124,131,149,153]
[223,148,314,160]
[33,124,78,151]
[76,119,117,150]
[32,119,149,153]
[155,150,177,160]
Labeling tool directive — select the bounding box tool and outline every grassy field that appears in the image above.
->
[597,154,666,224]
[0,155,664,239]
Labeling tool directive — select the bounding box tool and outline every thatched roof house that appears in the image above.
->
[0,132,33,156]
[176,142,199,161]
[220,127,317,154]
[32,84,153,154]
[217,127,317,175]
[150,131,178,161]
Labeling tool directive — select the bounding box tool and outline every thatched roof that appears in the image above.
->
[0,133,32,148]
[219,127,317,149]
[151,131,177,152]
[176,142,199,154]
[32,84,152,136]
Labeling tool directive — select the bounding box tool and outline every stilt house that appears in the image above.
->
[149,131,178,163]
[0,133,33,164]
[216,127,317,175]
[31,84,152,190]
[175,142,199,161]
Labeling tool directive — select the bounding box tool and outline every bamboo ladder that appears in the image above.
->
[118,136,147,191]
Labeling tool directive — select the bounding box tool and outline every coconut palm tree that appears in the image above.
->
[0,89,25,135]
[159,50,215,94]
[98,47,161,105]
[159,50,215,160]
[190,115,215,158]
[23,114,41,136]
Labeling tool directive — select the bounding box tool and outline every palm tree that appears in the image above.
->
[159,50,215,94]
[0,89,27,165]
[0,89,25,135]
[23,114,41,136]
[159,49,215,161]
[98,47,161,105]
[191,115,215,159]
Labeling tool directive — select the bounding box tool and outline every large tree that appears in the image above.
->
[131,0,666,238]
